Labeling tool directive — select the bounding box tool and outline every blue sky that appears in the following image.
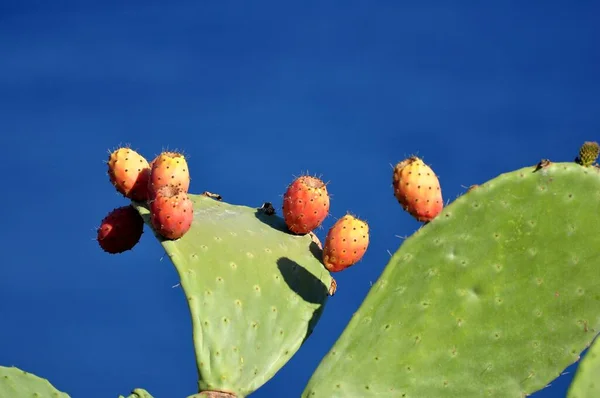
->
[0,1,598,397]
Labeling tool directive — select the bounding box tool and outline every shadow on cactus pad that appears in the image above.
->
[133,194,333,398]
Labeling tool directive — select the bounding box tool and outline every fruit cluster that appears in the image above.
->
[96,147,445,277]
[281,175,370,273]
[279,156,445,273]
[97,147,193,254]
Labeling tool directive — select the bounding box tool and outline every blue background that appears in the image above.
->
[1,1,598,397]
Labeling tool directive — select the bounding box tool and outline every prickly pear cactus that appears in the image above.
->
[303,162,600,397]
[133,194,333,398]
[567,336,600,398]
[0,366,70,397]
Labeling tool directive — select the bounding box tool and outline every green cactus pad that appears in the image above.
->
[133,194,333,397]
[567,336,600,398]
[303,162,600,398]
[0,366,70,397]
[119,388,155,398]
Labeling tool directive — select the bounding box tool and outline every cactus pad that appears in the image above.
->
[303,162,600,397]
[0,366,70,397]
[567,336,600,398]
[119,388,155,398]
[133,194,333,397]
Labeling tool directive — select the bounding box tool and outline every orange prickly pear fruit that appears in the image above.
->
[392,156,443,222]
[148,151,191,198]
[322,214,369,272]
[107,147,151,201]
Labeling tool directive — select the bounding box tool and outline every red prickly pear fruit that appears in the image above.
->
[150,185,194,240]
[148,151,190,198]
[322,214,369,272]
[282,175,330,235]
[392,156,443,222]
[97,205,144,254]
[107,147,151,201]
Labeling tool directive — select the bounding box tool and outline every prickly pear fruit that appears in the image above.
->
[148,151,190,198]
[392,156,443,222]
[149,185,193,240]
[97,205,144,254]
[283,175,330,234]
[322,214,369,272]
[577,141,599,166]
[107,147,151,201]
